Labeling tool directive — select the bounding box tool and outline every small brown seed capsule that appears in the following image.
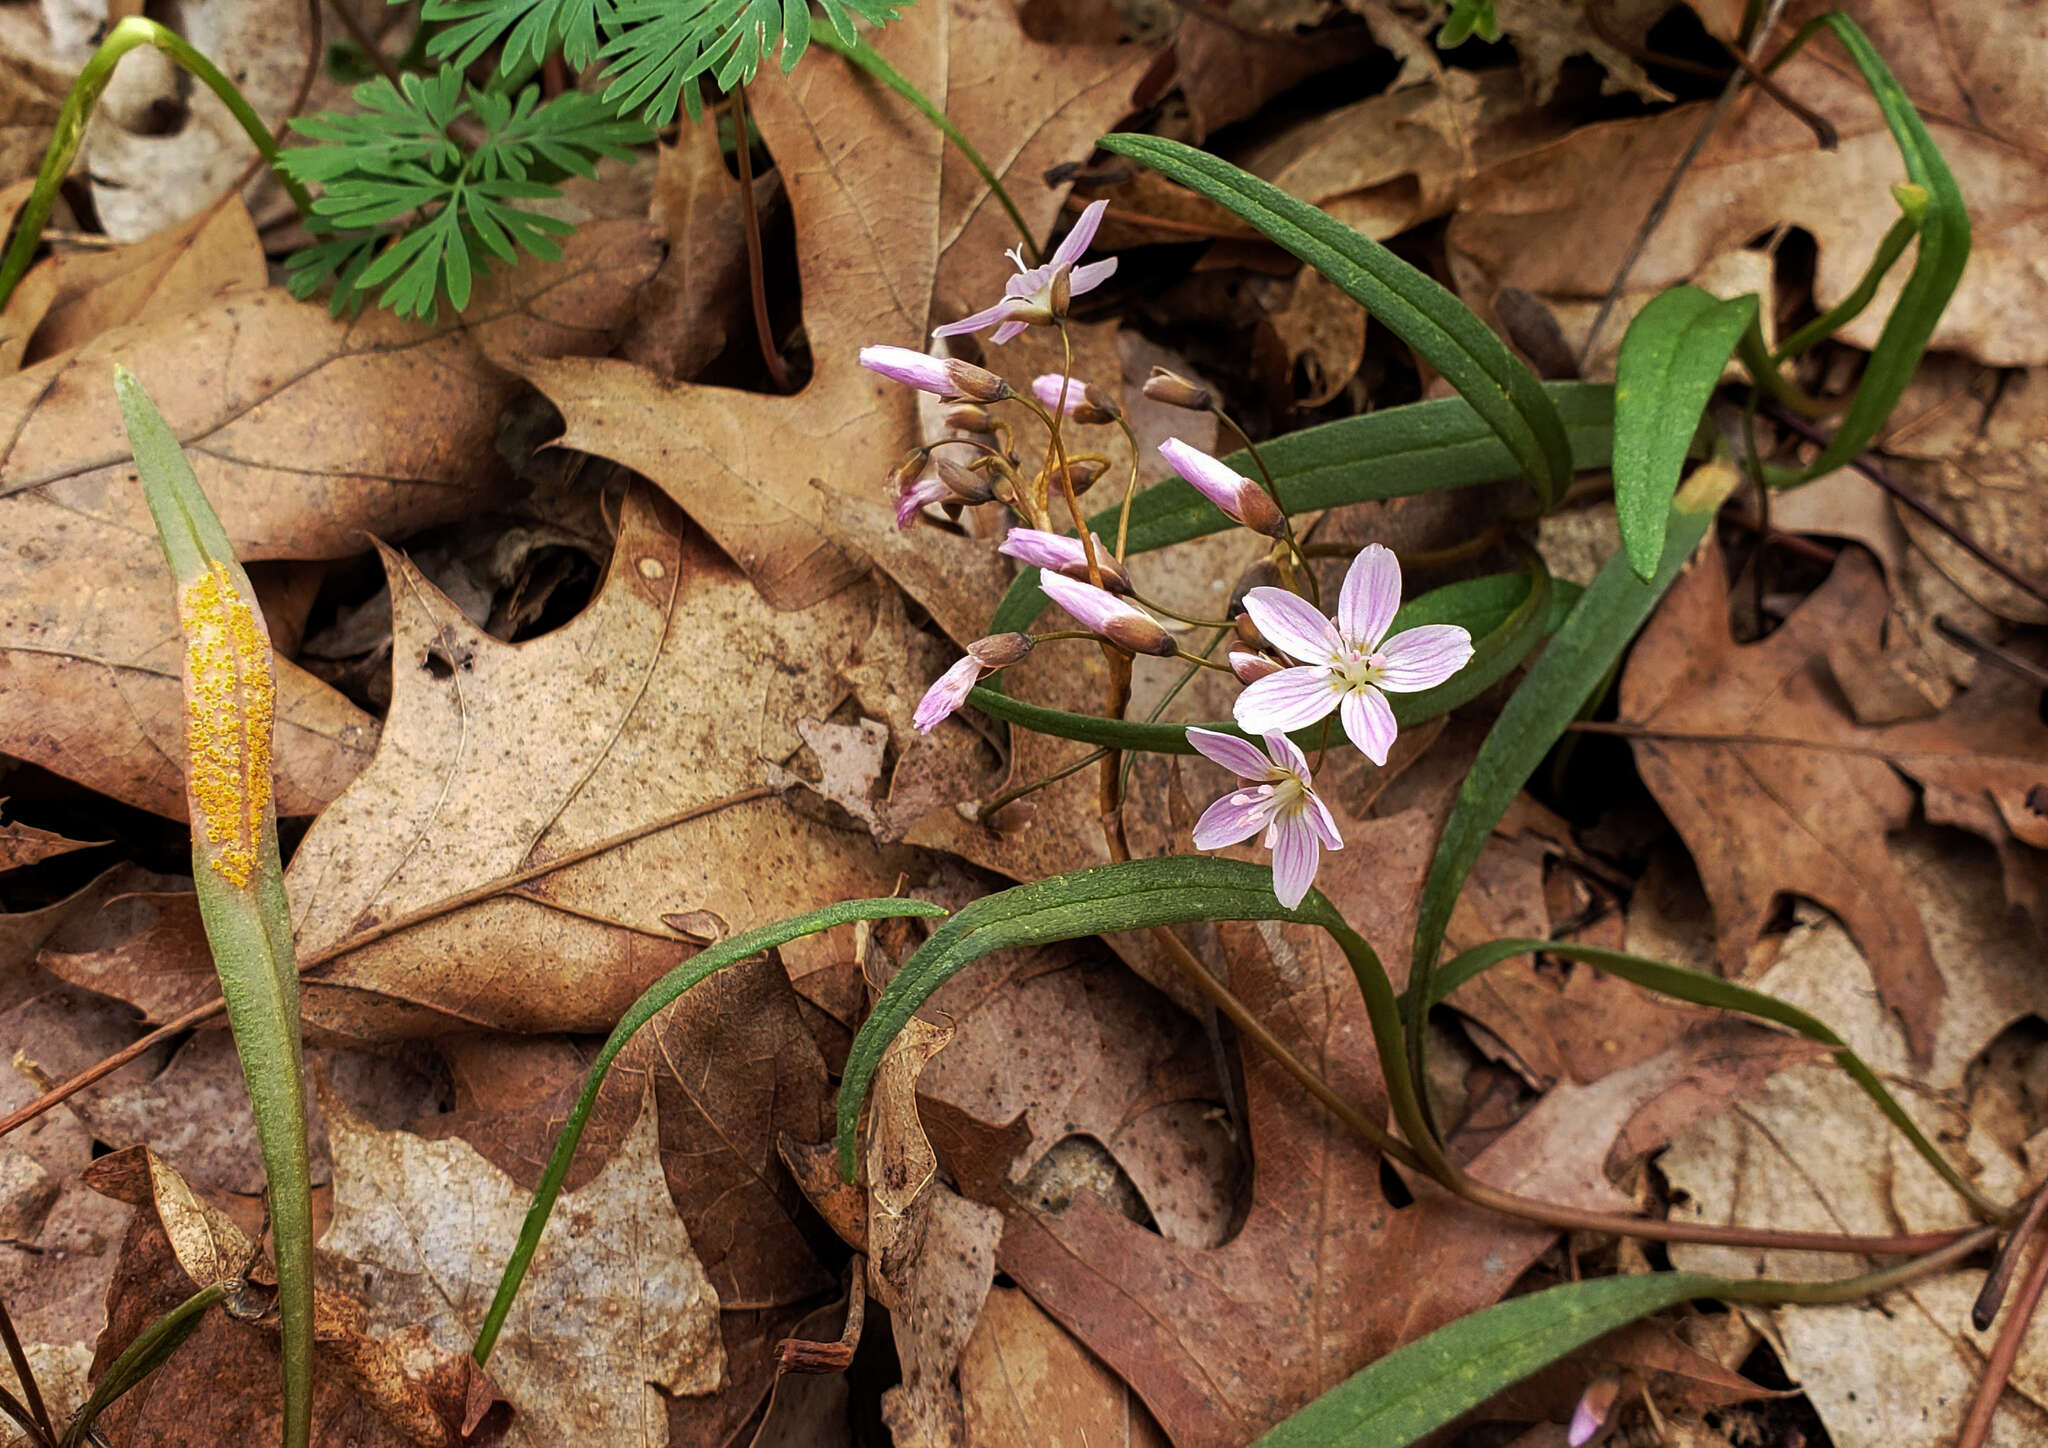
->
[1049,264,1073,321]
[1233,483,1288,539]
[936,457,996,504]
[1054,458,1109,496]
[945,404,995,433]
[1234,612,1269,651]
[944,360,1013,404]
[967,632,1034,668]
[1141,367,1212,412]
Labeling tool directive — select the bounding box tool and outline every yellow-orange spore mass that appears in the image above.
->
[179,561,274,887]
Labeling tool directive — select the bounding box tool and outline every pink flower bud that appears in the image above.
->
[1159,437,1287,539]
[860,345,1012,403]
[998,528,1132,594]
[1039,572,1177,657]
[1229,650,1281,684]
[893,474,950,530]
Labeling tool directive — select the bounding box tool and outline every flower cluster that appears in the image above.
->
[857,203,1474,908]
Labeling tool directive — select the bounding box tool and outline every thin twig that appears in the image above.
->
[0,1295,53,1443]
[728,83,791,393]
[1934,617,2048,692]
[1764,405,2048,610]
[1577,0,1797,370]
[1976,1177,2048,1329]
[1958,1217,2048,1448]
[0,787,775,1140]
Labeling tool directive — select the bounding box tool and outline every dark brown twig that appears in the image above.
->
[1975,1177,2048,1330]
[727,82,792,393]
[1958,1215,2048,1448]
[0,1295,52,1443]
[1764,406,2048,610]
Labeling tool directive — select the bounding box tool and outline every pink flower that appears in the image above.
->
[1185,728,1342,909]
[914,633,1033,732]
[859,345,1010,402]
[1032,373,1086,416]
[1038,571,1175,657]
[998,527,1131,594]
[1158,437,1285,538]
[932,199,1118,345]
[1233,545,1474,766]
[894,473,950,530]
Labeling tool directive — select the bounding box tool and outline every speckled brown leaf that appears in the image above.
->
[0,222,662,820]
[1619,538,2048,1064]
[320,1082,722,1447]
[281,484,918,1040]
[512,0,1148,637]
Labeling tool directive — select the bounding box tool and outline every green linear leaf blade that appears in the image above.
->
[1098,133,1573,506]
[1613,286,1755,579]
[1253,1273,1721,1447]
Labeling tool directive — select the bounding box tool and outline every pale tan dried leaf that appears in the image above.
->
[513,2,1147,635]
[960,1287,1168,1448]
[1664,830,2048,1448]
[321,1081,723,1447]
[0,223,662,820]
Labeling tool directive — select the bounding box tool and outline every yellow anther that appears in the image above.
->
[179,562,273,887]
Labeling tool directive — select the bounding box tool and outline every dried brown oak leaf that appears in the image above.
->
[1448,0,2048,368]
[284,484,918,1041]
[321,1081,722,1448]
[512,0,1149,638]
[1618,537,2048,1067]
[0,222,662,820]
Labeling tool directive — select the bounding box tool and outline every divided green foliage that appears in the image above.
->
[1613,287,1756,579]
[1096,133,1575,508]
[282,73,652,318]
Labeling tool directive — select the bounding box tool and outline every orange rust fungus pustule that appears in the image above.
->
[179,560,274,888]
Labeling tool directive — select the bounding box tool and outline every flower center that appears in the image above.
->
[1330,650,1387,693]
[1264,769,1308,817]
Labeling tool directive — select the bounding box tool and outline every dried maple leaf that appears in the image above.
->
[511,2,1149,638]
[283,485,918,1040]
[1617,538,2048,1065]
[1448,0,2048,368]
[0,223,662,820]
[321,1082,721,1448]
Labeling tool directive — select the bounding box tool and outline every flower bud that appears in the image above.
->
[1039,572,1176,658]
[1159,436,1287,539]
[945,359,1013,404]
[859,345,1013,403]
[1234,612,1269,651]
[1079,383,1123,424]
[1102,613,1179,657]
[1053,457,1108,496]
[945,404,995,433]
[936,457,996,504]
[998,527,1133,594]
[1142,367,1211,412]
[967,632,1034,668]
[1229,650,1281,684]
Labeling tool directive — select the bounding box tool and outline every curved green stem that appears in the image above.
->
[810,26,1037,263]
[59,1285,225,1448]
[0,16,313,312]
[1771,200,1921,362]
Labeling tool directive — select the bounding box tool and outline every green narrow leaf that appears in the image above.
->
[59,1284,226,1448]
[1613,286,1756,580]
[1787,14,1967,484]
[834,857,1403,1178]
[968,562,1569,755]
[1096,134,1574,508]
[1253,1273,1722,1447]
[1407,459,1740,1066]
[474,895,947,1366]
[115,367,314,1448]
[982,382,1615,639]
[1416,938,1999,1219]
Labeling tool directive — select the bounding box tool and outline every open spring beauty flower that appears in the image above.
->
[1185,728,1341,909]
[1158,437,1285,538]
[1233,544,1474,766]
[932,199,1117,345]
[1037,570,1176,656]
[860,345,1010,402]
[999,527,1131,593]
[915,633,1034,732]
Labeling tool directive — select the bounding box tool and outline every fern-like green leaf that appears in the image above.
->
[599,0,904,123]
[283,75,651,319]
[419,0,618,72]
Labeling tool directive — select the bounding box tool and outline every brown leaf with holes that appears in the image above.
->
[1449,0,2048,369]
[1618,537,2048,1066]
[0,222,662,821]
[275,484,918,1041]
[511,2,1148,637]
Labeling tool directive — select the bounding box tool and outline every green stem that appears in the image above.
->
[1771,202,1921,362]
[809,26,1037,263]
[59,1285,225,1448]
[0,16,313,312]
